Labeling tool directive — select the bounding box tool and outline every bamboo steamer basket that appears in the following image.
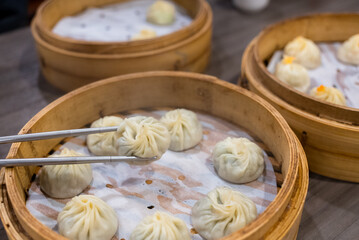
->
[241,13,359,182]
[0,71,308,239]
[30,2,212,92]
[34,0,208,54]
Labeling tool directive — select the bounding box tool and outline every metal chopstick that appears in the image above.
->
[0,126,119,144]
[0,156,158,167]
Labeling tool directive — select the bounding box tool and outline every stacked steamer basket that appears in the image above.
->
[0,72,308,239]
[31,0,212,91]
[241,13,359,182]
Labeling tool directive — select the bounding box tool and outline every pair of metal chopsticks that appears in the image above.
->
[0,127,157,167]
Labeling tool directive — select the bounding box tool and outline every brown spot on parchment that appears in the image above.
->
[157,179,205,202]
[178,175,185,181]
[145,180,153,184]
[106,184,114,188]
[31,203,59,220]
[108,177,144,199]
[191,228,198,234]
[138,163,202,188]
[157,195,188,215]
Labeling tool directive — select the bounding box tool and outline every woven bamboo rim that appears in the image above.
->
[2,71,304,239]
[34,0,208,54]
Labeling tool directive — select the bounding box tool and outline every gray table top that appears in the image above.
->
[0,0,359,239]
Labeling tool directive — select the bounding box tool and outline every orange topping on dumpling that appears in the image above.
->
[282,56,295,64]
[317,85,325,92]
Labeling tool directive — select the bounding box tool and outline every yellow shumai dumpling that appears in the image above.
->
[131,29,157,41]
[337,34,359,65]
[117,116,170,158]
[40,148,92,198]
[147,0,176,25]
[58,195,118,240]
[87,116,123,156]
[160,109,203,151]
[274,56,311,92]
[130,212,191,240]
[310,85,346,106]
[191,187,257,240]
[284,36,321,69]
[213,137,264,184]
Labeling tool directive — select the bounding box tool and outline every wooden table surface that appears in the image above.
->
[0,0,358,239]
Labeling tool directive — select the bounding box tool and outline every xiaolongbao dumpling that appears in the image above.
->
[58,195,118,240]
[132,29,157,41]
[274,56,310,92]
[130,212,190,240]
[87,116,123,156]
[337,34,359,65]
[160,109,202,151]
[191,187,257,240]
[213,137,264,184]
[117,116,170,158]
[40,148,92,198]
[147,0,176,25]
[284,36,321,69]
[310,85,347,106]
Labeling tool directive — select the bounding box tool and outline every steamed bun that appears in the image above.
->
[147,0,176,25]
[117,116,170,158]
[132,29,157,41]
[310,85,347,106]
[87,116,123,156]
[274,56,310,92]
[213,137,264,184]
[337,34,359,65]
[160,109,202,151]
[284,36,321,69]
[58,195,118,240]
[130,211,190,240]
[191,187,257,240]
[40,148,92,199]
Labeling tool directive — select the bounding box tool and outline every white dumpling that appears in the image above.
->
[132,29,157,41]
[274,56,310,92]
[117,116,170,158]
[58,195,118,240]
[147,0,176,25]
[86,116,123,156]
[310,85,347,106]
[213,137,264,183]
[40,148,92,198]
[160,109,203,151]
[337,34,359,65]
[284,36,321,69]
[191,187,257,240]
[130,211,191,240]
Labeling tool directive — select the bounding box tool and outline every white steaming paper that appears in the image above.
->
[26,109,277,240]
